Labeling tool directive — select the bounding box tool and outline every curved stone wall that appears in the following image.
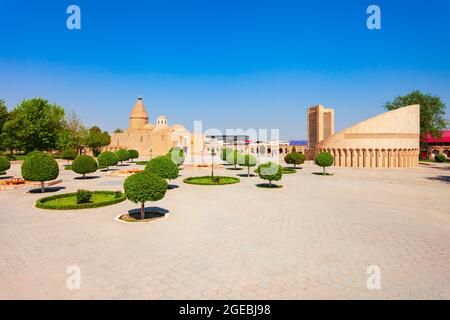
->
[315,105,420,168]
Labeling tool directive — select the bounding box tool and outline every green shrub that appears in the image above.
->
[124,172,168,220]
[257,162,283,187]
[98,151,119,170]
[61,149,77,164]
[221,148,233,161]
[284,152,305,168]
[115,149,130,165]
[71,155,98,179]
[315,152,334,175]
[226,150,241,169]
[239,154,257,177]
[114,191,122,199]
[76,190,92,204]
[145,156,179,181]
[21,152,59,193]
[128,149,139,162]
[167,147,185,166]
[0,156,11,174]
[434,154,446,163]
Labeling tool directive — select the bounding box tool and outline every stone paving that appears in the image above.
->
[0,160,449,299]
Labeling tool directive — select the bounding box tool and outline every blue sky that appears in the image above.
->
[0,0,449,139]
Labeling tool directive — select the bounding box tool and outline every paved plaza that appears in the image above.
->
[0,160,449,299]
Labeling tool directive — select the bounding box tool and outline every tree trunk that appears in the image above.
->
[40,181,45,193]
[323,166,326,175]
[140,202,145,220]
[294,163,296,169]
[83,173,86,180]
[248,167,250,177]
[269,180,272,187]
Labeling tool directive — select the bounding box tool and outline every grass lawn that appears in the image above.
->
[183,176,240,185]
[36,191,126,210]
[135,161,149,165]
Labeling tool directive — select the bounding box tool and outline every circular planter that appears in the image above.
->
[36,191,126,210]
[183,176,240,185]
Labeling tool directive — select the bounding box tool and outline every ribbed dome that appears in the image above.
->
[130,97,148,120]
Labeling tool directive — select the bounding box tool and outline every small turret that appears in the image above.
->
[129,96,148,131]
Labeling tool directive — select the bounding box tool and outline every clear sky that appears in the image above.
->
[1,0,449,140]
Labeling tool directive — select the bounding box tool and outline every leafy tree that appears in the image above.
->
[115,149,130,165]
[57,111,87,154]
[239,154,257,177]
[114,128,123,133]
[221,148,233,161]
[145,156,179,181]
[1,98,65,153]
[84,126,111,156]
[257,162,283,187]
[0,156,11,174]
[0,99,8,146]
[384,91,447,151]
[61,149,77,164]
[71,155,98,179]
[98,151,119,170]
[124,172,167,220]
[21,152,59,193]
[128,149,139,163]
[284,152,305,169]
[167,146,185,166]
[226,150,241,169]
[315,152,334,175]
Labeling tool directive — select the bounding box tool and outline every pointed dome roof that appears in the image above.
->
[130,96,148,120]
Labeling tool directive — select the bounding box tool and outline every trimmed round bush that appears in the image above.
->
[36,191,126,210]
[71,155,98,179]
[61,149,77,164]
[98,151,119,170]
[115,149,130,165]
[257,162,283,187]
[239,154,257,177]
[284,152,305,168]
[221,148,233,161]
[167,147,185,166]
[128,149,139,162]
[226,150,241,169]
[145,156,179,181]
[124,172,168,220]
[315,152,334,175]
[434,154,446,163]
[21,152,59,193]
[0,156,11,174]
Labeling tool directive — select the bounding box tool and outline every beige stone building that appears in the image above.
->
[109,97,192,157]
[307,105,334,159]
[315,105,420,168]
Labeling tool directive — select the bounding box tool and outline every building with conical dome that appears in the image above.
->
[109,97,192,157]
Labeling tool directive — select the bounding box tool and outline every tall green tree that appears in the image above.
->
[384,91,447,150]
[84,126,111,156]
[0,98,65,152]
[57,111,87,154]
[0,99,8,136]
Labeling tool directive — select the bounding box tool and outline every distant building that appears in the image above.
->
[307,105,334,158]
[422,130,450,159]
[109,97,192,157]
[315,105,420,168]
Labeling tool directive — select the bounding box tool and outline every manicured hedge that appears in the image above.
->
[98,151,119,170]
[116,149,130,164]
[21,152,59,192]
[61,150,77,163]
[435,154,446,163]
[36,191,126,210]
